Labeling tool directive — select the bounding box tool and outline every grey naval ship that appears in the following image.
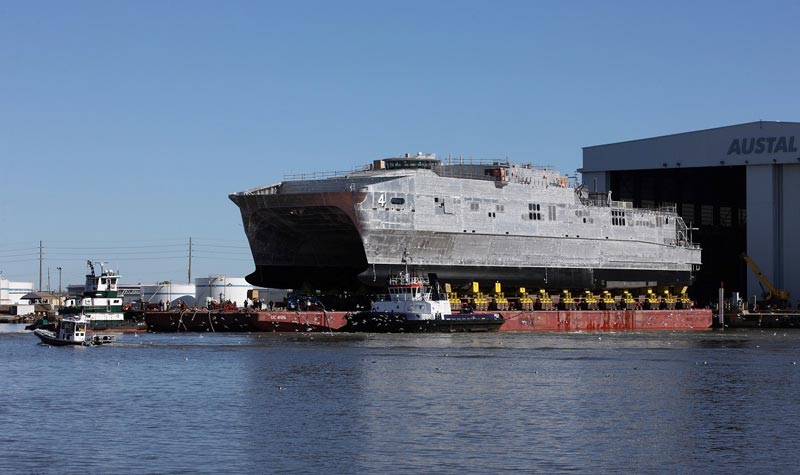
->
[230,153,701,291]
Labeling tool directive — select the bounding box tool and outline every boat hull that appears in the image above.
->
[723,311,800,328]
[33,329,116,345]
[341,312,505,333]
[34,329,83,346]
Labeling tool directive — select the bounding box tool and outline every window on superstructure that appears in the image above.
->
[470,202,479,211]
[611,209,626,226]
[527,203,542,221]
[391,197,405,205]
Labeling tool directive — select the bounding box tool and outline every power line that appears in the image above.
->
[0,247,40,254]
[46,250,190,256]
[192,243,250,249]
[48,244,186,250]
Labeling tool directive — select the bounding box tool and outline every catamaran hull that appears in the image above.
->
[230,159,701,292]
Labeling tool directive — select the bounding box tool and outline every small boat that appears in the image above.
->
[342,271,504,333]
[33,313,117,346]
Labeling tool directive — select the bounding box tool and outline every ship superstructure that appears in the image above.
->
[60,261,125,327]
[230,153,701,291]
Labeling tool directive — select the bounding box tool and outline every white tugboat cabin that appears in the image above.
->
[371,271,452,320]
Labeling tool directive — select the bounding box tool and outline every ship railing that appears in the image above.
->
[440,157,511,166]
[283,167,367,181]
[674,217,700,248]
[433,166,564,187]
[583,195,680,215]
[584,196,635,208]
[374,293,421,302]
[239,182,283,196]
[439,157,556,169]
[610,200,634,209]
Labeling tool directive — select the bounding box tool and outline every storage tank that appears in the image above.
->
[194,276,252,306]
[141,282,196,308]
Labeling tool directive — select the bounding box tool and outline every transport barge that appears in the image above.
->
[144,308,711,332]
[143,308,352,333]
[144,309,253,332]
[723,310,800,328]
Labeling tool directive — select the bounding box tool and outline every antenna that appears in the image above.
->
[401,249,412,278]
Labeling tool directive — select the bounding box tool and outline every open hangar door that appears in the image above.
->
[608,166,746,306]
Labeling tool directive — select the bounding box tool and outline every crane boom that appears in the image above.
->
[742,253,790,303]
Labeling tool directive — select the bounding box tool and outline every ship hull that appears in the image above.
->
[230,161,701,292]
[232,190,369,289]
[247,262,694,291]
[341,312,504,333]
[357,263,693,290]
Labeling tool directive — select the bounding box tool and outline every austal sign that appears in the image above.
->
[727,136,798,155]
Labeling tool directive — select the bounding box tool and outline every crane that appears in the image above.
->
[741,253,790,308]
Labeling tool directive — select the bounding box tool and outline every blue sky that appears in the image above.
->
[1,0,799,288]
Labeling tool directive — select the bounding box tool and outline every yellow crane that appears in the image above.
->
[742,253,790,307]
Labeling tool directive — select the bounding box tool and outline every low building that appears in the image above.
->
[0,279,34,306]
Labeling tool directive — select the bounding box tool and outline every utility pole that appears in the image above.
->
[188,237,193,284]
[47,267,51,292]
[57,267,62,296]
[39,240,43,291]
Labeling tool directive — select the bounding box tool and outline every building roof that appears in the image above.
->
[20,291,60,301]
[583,121,800,150]
[581,121,800,172]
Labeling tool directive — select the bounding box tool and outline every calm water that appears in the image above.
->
[2,325,799,474]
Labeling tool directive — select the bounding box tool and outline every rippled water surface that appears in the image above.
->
[2,326,800,474]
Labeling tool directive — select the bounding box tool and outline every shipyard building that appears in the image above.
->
[581,121,800,305]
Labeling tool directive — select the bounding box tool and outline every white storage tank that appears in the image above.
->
[141,282,196,308]
[194,276,252,306]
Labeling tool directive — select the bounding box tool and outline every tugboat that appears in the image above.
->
[60,260,143,331]
[342,271,503,333]
[33,313,117,346]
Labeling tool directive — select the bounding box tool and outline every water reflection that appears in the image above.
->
[1,329,799,473]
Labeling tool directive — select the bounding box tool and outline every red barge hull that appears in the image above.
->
[145,310,253,332]
[250,310,350,332]
[497,309,712,332]
[144,309,711,332]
